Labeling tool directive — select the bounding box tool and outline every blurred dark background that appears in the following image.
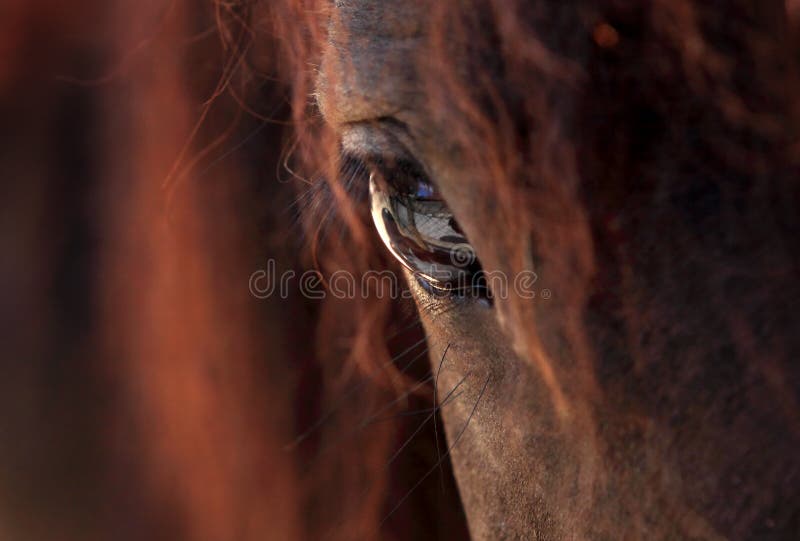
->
[0,2,468,540]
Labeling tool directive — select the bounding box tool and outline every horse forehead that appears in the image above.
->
[317,0,429,125]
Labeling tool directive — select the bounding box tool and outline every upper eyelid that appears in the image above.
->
[339,115,411,137]
[349,153,428,181]
[339,152,432,205]
[340,114,414,154]
[345,115,410,133]
[339,119,434,182]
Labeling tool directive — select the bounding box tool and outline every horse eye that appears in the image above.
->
[368,162,487,297]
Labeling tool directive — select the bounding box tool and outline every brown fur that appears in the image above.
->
[3,0,800,540]
[290,0,800,538]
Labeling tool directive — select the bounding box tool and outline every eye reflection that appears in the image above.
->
[368,164,488,297]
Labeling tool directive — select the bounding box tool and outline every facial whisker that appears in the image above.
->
[384,371,469,467]
[379,373,492,529]
[284,335,428,450]
[357,374,434,429]
[367,390,466,423]
[433,343,452,492]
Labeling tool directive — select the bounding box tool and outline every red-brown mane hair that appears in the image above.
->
[3,0,799,539]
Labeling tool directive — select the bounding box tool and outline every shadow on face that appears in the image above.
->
[320,1,800,539]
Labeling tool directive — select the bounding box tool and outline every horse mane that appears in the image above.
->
[272,0,800,537]
[3,0,798,539]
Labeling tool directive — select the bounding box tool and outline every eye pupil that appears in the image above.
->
[369,168,487,298]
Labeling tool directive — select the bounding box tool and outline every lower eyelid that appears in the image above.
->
[411,273,494,313]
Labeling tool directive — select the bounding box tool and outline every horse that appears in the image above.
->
[297,0,800,538]
[3,1,798,539]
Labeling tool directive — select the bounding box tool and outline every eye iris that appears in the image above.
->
[369,170,484,295]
